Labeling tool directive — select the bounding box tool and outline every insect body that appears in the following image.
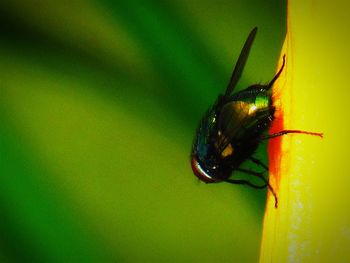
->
[190,27,322,207]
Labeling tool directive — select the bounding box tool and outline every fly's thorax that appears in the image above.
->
[253,93,272,113]
[231,87,272,114]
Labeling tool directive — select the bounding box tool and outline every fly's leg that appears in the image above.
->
[225,179,267,189]
[249,157,268,171]
[266,54,286,90]
[236,167,278,208]
[261,129,323,140]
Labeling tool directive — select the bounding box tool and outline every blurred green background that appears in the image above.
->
[0,1,285,262]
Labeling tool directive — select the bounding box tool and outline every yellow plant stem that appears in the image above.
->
[260,0,350,262]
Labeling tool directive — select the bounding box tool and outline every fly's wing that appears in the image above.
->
[214,101,250,155]
[214,100,272,155]
[225,27,257,97]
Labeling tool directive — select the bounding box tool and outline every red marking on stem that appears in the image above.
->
[268,114,283,188]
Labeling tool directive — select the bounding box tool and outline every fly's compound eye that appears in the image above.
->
[191,156,218,183]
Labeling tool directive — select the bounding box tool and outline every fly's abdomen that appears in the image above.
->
[218,87,274,145]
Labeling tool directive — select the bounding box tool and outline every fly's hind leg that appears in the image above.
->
[266,54,286,90]
[261,130,323,140]
[245,55,285,92]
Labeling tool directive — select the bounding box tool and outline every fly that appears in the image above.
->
[190,27,322,208]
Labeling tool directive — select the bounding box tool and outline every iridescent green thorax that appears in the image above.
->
[229,87,272,119]
[255,93,270,109]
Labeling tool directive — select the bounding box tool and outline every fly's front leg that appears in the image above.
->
[224,178,267,189]
[236,167,278,208]
[249,157,268,171]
